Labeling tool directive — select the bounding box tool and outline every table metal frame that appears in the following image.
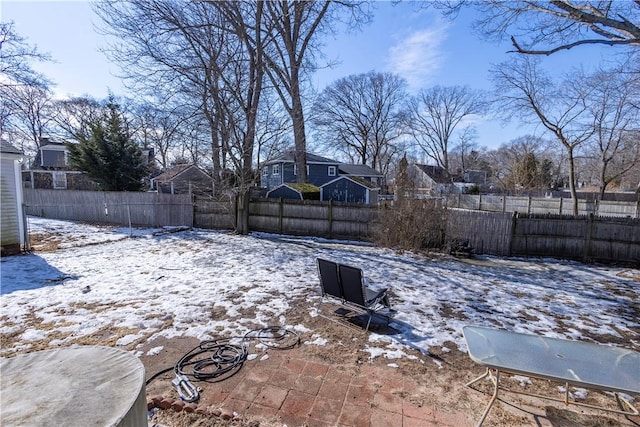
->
[463,326,640,427]
[466,367,639,427]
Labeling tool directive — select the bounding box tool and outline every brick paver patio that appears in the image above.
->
[186,347,474,427]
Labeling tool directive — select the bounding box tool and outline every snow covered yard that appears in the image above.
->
[2,216,638,360]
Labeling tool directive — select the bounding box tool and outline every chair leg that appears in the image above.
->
[365,314,372,332]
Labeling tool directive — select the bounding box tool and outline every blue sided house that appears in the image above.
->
[261,151,382,204]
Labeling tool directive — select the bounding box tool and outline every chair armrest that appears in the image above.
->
[365,288,388,306]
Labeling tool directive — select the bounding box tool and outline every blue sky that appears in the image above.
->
[2,1,610,151]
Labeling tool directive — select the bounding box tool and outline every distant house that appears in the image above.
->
[1,140,27,255]
[23,137,155,191]
[34,137,69,169]
[409,164,454,197]
[150,164,213,195]
[24,137,98,190]
[261,151,341,190]
[337,164,384,188]
[261,151,384,203]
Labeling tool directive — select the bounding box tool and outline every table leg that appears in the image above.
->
[466,367,490,387]
[474,369,500,427]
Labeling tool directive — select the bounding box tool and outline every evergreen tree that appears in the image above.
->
[67,98,147,191]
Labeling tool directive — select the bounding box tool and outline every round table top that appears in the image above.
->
[1,346,146,426]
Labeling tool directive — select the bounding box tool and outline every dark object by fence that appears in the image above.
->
[447,238,474,257]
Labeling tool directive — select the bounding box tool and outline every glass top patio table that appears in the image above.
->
[463,326,640,395]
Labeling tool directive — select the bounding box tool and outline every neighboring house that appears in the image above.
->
[24,137,98,190]
[1,140,27,255]
[337,164,384,188]
[409,164,454,197]
[24,137,154,191]
[150,164,213,195]
[261,151,383,204]
[261,151,341,190]
[266,183,320,200]
[34,137,69,169]
[321,175,379,204]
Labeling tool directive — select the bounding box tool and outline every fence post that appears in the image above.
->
[478,194,482,210]
[527,196,532,214]
[508,211,518,257]
[559,197,563,215]
[584,213,594,263]
[328,199,333,238]
[279,197,284,234]
[127,204,132,236]
[502,196,506,213]
[235,191,249,234]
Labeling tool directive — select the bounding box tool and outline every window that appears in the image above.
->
[328,166,336,176]
[52,171,67,189]
[262,168,269,177]
[272,164,280,176]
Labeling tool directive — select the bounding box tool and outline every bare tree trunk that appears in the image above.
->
[291,71,307,183]
[566,145,579,216]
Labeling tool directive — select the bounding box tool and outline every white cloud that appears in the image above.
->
[386,25,449,90]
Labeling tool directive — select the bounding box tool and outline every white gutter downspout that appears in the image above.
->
[14,157,26,249]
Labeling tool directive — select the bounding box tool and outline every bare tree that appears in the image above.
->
[255,89,293,169]
[583,64,640,197]
[0,21,51,86]
[131,102,186,169]
[51,96,105,141]
[1,83,54,158]
[261,0,371,184]
[408,85,486,172]
[496,136,557,194]
[312,71,408,173]
[95,0,266,192]
[491,56,595,214]
[430,1,640,55]
[1,21,53,153]
[449,125,478,174]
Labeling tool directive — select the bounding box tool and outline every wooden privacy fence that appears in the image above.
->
[193,196,377,239]
[194,197,236,230]
[447,209,640,264]
[446,210,513,256]
[24,189,193,227]
[246,198,376,239]
[23,190,639,264]
[510,213,640,264]
[446,194,640,218]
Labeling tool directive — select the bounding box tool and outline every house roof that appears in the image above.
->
[338,164,383,177]
[265,151,338,165]
[322,175,379,190]
[1,140,22,155]
[153,164,211,182]
[415,164,452,184]
[39,137,70,149]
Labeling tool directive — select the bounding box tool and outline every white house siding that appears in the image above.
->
[1,154,26,254]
